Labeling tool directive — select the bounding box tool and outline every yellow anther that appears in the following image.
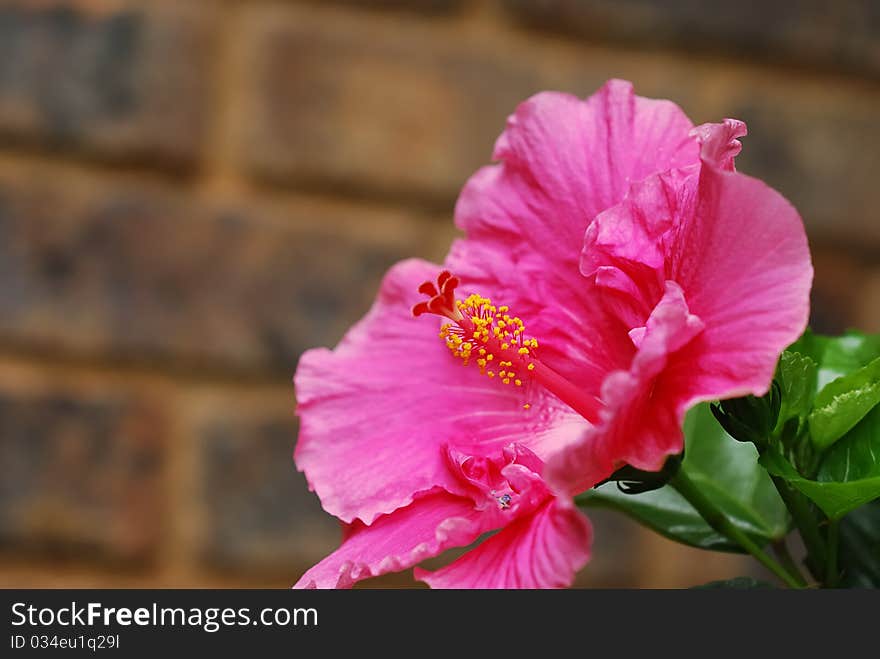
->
[523,403,531,410]
[434,288,543,390]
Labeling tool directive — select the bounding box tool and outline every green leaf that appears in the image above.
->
[789,329,880,389]
[692,577,775,589]
[838,499,880,588]
[819,404,880,483]
[769,351,819,475]
[581,483,735,549]
[760,405,880,520]
[808,357,880,451]
[775,351,818,429]
[579,403,790,551]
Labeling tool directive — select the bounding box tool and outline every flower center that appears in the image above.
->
[413,271,602,424]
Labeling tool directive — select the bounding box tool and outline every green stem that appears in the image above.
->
[772,539,809,587]
[770,475,827,575]
[826,520,840,588]
[671,470,806,589]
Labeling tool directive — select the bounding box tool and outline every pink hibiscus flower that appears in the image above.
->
[294,263,592,588]
[292,79,812,588]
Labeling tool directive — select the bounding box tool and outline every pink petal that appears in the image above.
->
[548,282,706,492]
[293,489,486,589]
[581,166,695,279]
[557,128,812,492]
[580,168,693,328]
[449,80,698,394]
[690,119,748,171]
[457,79,698,256]
[667,163,813,403]
[415,499,591,589]
[295,258,588,525]
[446,443,550,517]
[580,120,748,289]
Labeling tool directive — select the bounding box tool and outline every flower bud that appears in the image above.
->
[710,381,781,448]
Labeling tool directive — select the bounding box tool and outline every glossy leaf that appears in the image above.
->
[580,404,790,551]
[760,405,880,520]
[775,350,817,430]
[808,357,880,451]
[789,330,880,390]
[838,499,880,588]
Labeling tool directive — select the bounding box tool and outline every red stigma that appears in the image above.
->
[412,270,461,320]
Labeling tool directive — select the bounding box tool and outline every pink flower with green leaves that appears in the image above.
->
[292,79,812,589]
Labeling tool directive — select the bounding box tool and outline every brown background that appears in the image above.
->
[0,0,877,588]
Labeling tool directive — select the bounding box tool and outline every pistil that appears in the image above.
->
[413,271,603,424]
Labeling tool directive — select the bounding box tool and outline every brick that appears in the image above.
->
[625,526,754,589]
[503,0,880,76]
[570,509,644,587]
[809,246,878,335]
[0,1,215,167]
[723,90,880,247]
[237,5,880,242]
[0,563,309,588]
[0,166,452,376]
[0,365,165,561]
[238,6,544,201]
[189,393,339,574]
[857,271,880,333]
[310,0,464,12]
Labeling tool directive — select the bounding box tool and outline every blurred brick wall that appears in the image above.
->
[0,0,876,588]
